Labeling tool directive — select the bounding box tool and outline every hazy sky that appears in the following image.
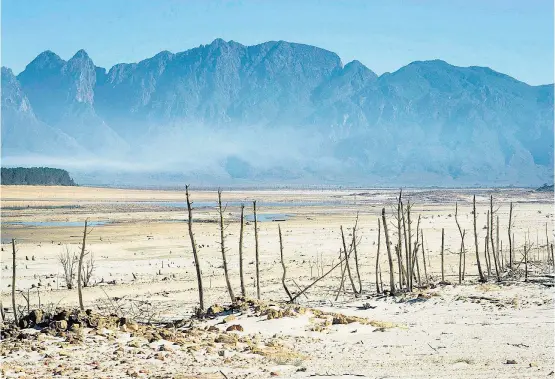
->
[2,0,553,85]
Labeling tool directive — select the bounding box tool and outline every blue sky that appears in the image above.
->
[2,0,553,85]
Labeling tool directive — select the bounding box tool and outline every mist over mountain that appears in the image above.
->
[2,39,553,186]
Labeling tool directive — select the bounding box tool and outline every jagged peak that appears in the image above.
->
[2,66,14,76]
[70,49,91,60]
[344,60,376,76]
[28,50,65,67]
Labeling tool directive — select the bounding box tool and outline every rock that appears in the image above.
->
[208,326,219,332]
[265,309,284,320]
[226,324,244,332]
[18,319,29,329]
[530,362,538,367]
[29,309,43,324]
[127,322,139,332]
[52,320,68,330]
[270,372,280,376]
[128,340,142,348]
[223,315,236,323]
[207,305,224,316]
[119,324,128,332]
[54,310,68,321]
[506,359,517,364]
[332,315,349,325]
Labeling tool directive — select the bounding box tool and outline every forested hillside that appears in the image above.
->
[1,167,76,185]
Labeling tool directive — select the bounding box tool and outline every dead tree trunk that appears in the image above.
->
[376,218,381,294]
[239,204,246,297]
[485,210,491,276]
[524,238,529,282]
[291,250,350,303]
[401,201,410,291]
[253,201,261,300]
[11,239,18,326]
[352,227,362,294]
[508,202,513,268]
[496,215,500,271]
[335,249,349,301]
[340,226,359,297]
[186,185,204,311]
[546,223,550,265]
[490,196,500,281]
[218,189,235,303]
[421,230,428,283]
[454,203,465,284]
[412,215,422,287]
[459,231,466,284]
[381,208,395,295]
[396,190,405,287]
[77,220,88,311]
[278,225,293,301]
[473,196,485,282]
[551,243,555,271]
[406,202,413,291]
[441,228,445,282]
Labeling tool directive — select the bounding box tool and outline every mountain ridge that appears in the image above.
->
[2,39,553,186]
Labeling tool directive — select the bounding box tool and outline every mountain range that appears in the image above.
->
[2,39,553,186]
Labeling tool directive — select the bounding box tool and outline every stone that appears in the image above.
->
[226,324,244,332]
[29,309,43,324]
[55,320,68,330]
[207,305,224,316]
[223,315,236,323]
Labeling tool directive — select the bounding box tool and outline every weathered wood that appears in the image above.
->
[253,201,261,300]
[291,251,350,303]
[218,189,235,303]
[77,220,88,311]
[186,185,204,311]
[381,208,396,295]
[352,225,363,294]
[508,202,513,268]
[376,218,382,294]
[421,229,428,283]
[441,228,445,282]
[340,226,359,296]
[473,195,485,282]
[490,195,500,281]
[454,203,465,284]
[239,204,246,297]
[11,239,18,326]
[278,225,293,301]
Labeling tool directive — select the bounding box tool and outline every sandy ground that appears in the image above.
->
[1,185,554,378]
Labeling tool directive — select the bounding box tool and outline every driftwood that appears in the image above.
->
[290,252,351,303]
